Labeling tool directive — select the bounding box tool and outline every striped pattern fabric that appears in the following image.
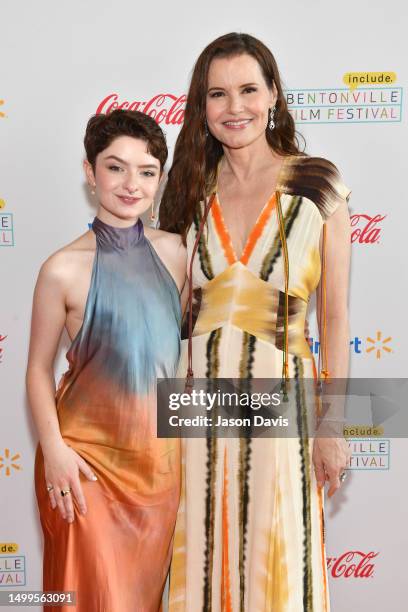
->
[169,155,350,611]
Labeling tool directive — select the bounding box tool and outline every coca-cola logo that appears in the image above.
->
[96,93,186,125]
[350,214,386,244]
[327,551,378,578]
[0,335,6,364]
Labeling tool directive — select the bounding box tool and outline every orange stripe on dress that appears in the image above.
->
[240,192,277,265]
[318,487,329,612]
[212,197,237,265]
[222,447,233,612]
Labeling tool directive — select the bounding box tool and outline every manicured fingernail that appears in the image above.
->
[91,475,98,481]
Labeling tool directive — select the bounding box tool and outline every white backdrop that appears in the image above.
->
[1,1,407,610]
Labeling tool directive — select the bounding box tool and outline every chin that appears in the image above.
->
[117,209,142,220]
[100,208,136,224]
[218,134,260,150]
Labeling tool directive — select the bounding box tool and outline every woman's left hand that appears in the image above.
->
[312,437,351,497]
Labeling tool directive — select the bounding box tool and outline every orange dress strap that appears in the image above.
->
[211,196,237,265]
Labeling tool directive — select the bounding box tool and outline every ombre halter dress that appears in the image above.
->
[168,156,351,612]
[35,217,181,612]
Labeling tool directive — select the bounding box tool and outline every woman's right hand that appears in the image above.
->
[42,441,98,523]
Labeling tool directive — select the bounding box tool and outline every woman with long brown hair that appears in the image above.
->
[160,32,351,611]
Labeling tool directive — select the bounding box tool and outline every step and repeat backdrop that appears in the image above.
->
[0,1,407,610]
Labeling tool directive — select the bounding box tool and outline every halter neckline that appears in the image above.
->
[92,216,144,251]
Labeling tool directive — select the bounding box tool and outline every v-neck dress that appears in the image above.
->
[34,217,181,612]
[168,155,351,612]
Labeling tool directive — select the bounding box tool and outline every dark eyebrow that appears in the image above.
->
[207,82,259,92]
[103,155,128,164]
[103,155,159,169]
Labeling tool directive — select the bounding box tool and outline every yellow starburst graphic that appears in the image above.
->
[0,448,22,476]
[366,331,392,359]
[0,99,6,118]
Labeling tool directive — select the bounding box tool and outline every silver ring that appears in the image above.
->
[46,485,54,493]
[60,488,71,497]
[339,471,347,483]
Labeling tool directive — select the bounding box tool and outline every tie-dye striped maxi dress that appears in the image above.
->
[168,155,351,611]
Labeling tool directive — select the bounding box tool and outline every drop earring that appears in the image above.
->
[204,119,209,137]
[90,184,96,195]
[150,201,156,227]
[268,106,276,130]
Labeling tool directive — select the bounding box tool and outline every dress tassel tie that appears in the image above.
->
[275,191,290,401]
[317,222,330,392]
[185,193,216,393]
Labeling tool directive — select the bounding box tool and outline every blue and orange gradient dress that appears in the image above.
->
[35,217,181,611]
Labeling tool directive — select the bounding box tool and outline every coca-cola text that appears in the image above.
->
[0,334,6,364]
[350,214,385,244]
[326,551,378,578]
[96,93,186,126]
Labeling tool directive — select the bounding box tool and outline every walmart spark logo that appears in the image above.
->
[0,449,22,477]
[0,100,6,119]
[366,331,393,359]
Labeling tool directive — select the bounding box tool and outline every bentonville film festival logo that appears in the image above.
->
[0,543,26,587]
[95,71,401,126]
[347,438,390,470]
[287,72,401,123]
[0,199,14,247]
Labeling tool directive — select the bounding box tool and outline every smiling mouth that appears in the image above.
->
[117,195,141,205]
[223,119,252,129]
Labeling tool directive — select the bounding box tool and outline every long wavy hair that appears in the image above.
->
[159,32,305,239]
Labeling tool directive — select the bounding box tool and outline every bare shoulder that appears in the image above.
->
[144,227,186,264]
[145,227,185,251]
[38,231,95,289]
[144,227,187,291]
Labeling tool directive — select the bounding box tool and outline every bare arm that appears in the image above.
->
[26,257,67,454]
[26,254,96,521]
[313,201,352,496]
[316,200,351,379]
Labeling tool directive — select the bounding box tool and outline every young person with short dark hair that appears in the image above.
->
[27,110,186,611]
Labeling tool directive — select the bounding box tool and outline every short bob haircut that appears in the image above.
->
[84,109,168,171]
